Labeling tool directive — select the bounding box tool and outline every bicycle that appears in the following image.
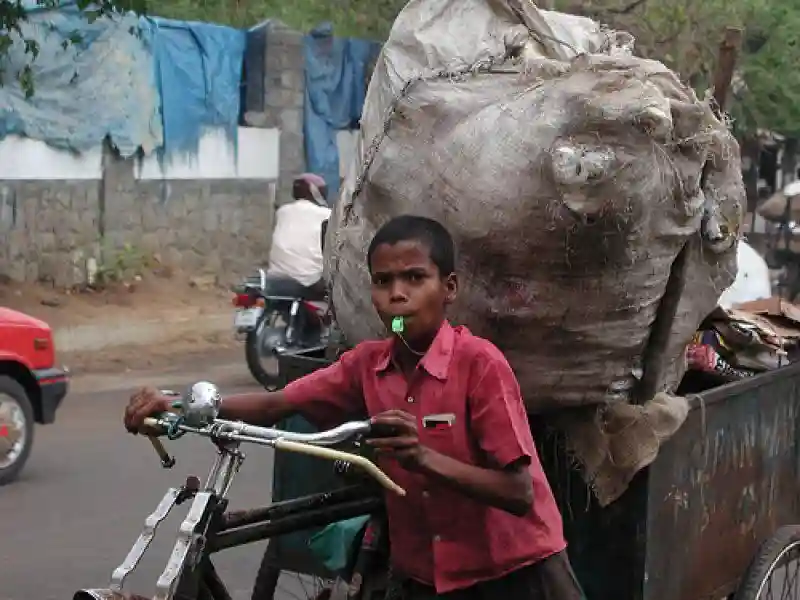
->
[72,382,400,600]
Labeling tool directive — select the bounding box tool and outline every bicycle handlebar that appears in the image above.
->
[210,418,373,446]
[142,414,405,497]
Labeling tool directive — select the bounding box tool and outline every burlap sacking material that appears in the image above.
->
[557,393,690,506]
[326,0,744,504]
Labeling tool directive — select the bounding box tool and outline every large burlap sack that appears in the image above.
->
[325,0,744,504]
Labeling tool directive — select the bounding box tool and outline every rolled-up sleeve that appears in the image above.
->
[467,348,535,469]
[282,348,366,429]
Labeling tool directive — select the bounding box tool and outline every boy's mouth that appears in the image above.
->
[387,314,413,330]
[390,313,413,321]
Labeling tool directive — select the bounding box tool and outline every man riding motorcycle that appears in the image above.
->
[266,173,332,299]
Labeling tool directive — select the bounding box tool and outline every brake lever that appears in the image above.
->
[148,436,176,469]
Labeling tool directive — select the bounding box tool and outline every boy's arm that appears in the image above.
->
[216,390,292,425]
[125,350,365,433]
[415,440,533,517]
[453,351,536,514]
[423,352,533,515]
[369,350,534,516]
[221,349,366,428]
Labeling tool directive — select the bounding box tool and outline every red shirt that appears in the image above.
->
[283,321,566,593]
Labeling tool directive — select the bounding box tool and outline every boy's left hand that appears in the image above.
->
[367,410,429,471]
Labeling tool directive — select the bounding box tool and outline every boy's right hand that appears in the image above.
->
[124,387,172,435]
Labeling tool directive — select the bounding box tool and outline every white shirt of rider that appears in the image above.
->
[267,199,332,287]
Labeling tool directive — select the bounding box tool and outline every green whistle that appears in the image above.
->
[391,316,404,333]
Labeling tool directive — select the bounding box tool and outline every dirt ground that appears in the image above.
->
[0,271,241,374]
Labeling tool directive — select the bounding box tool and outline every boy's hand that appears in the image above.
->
[367,410,429,472]
[124,387,172,435]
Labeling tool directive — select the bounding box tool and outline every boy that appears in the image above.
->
[124,215,582,599]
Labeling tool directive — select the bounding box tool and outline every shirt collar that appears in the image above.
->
[374,320,455,381]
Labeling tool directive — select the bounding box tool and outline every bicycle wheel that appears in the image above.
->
[172,558,230,600]
[251,539,336,600]
[734,525,800,600]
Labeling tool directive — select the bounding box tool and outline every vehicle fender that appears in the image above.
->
[0,349,34,372]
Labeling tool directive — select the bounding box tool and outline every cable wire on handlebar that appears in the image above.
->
[166,416,187,440]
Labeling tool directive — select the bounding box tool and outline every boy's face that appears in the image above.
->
[369,240,457,343]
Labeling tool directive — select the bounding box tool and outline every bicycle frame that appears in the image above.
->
[73,382,393,600]
[74,440,383,600]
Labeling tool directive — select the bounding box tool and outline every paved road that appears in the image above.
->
[0,358,327,600]
[7,356,800,600]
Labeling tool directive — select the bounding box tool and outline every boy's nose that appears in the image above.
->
[389,281,409,303]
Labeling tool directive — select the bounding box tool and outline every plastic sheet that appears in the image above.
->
[303,23,380,203]
[0,2,246,161]
[139,16,246,161]
[308,515,369,575]
[0,0,162,157]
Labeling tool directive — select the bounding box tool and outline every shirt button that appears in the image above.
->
[422,491,430,499]
[407,396,414,403]
[433,535,441,542]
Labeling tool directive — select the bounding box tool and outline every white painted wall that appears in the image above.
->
[0,127,280,181]
[136,127,280,180]
[0,135,103,179]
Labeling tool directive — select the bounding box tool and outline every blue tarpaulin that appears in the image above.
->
[139,16,246,161]
[0,2,246,161]
[0,0,162,157]
[303,23,380,203]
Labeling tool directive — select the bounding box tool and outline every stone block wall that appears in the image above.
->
[0,167,276,288]
[0,181,99,285]
[244,21,306,205]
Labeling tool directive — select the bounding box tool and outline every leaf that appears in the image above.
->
[24,37,39,59]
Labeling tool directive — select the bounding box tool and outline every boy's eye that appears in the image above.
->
[372,275,390,286]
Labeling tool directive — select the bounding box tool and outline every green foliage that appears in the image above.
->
[3,0,800,136]
[150,0,406,39]
[733,0,800,135]
[0,0,146,96]
[95,242,151,286]
[555,0,800,136]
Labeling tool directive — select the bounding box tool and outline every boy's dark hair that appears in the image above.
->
[367,215,456,276]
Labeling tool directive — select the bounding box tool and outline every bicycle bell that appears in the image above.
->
[177,381,222,427]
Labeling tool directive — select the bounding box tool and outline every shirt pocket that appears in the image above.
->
[420,419,471,462]
[417,379,469,458]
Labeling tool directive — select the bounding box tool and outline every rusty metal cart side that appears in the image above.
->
[259,351,800,600]
[536,362,800,600]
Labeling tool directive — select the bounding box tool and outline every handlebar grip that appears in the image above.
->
[142,412,178,430]
[273,439,406,497]
[142,416,164,430]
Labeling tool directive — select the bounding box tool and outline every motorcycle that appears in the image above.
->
[232,268,331,388]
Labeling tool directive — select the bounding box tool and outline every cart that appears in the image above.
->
[252,349,800,600]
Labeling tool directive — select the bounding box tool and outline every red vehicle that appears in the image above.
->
[0,307,69,485]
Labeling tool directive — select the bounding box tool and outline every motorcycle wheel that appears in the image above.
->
[245,311,284,389]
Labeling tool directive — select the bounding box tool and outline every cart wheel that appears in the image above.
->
[251,539,335,600]
[734,525,800,600]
